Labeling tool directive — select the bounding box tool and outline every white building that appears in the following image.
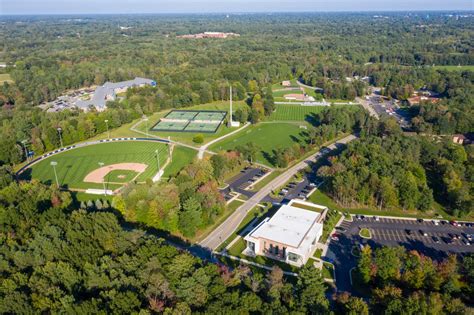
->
[75,77,156,111]
[244,200,327,267]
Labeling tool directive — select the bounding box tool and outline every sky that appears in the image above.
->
[1,0,472,15]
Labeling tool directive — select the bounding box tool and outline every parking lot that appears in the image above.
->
[326,216,474,294]
[220,166,269,200]
[349,217,474,250]
[365,94,411,128]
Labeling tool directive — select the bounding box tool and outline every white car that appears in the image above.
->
[432,220,439,226]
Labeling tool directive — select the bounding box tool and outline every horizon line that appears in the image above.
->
[1,9,473,17]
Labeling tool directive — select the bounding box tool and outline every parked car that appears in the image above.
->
[335,227,347,233]
[373,216,380,221]
[433,236,440,243]
[450,220,459,227]
[463,239,471,246]
[417,218,423,223]
[432,220,439,226]
[331,233,340,241]
[405,229,413,236]
[419,230,428,237]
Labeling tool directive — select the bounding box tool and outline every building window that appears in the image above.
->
[287,252,300,262]
[247,241,255,252]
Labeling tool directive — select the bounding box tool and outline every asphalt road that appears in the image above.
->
[199,134,357,250]
[326,217,474,294]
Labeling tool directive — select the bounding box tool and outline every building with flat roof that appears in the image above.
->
[244,200,327,267]
[76,77,156,111]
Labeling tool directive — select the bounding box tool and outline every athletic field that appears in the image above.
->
[209,122,308,166]
[152,110,227,133]
[269,104,326,121]
[22,141,169,190]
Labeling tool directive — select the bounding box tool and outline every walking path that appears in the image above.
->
[197,122,250,159]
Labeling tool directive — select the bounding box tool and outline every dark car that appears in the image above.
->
[419,230,428,236]
[433,236,440,243]
[405,229,413,236]
[417,218,423,223]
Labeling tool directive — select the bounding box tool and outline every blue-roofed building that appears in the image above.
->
[76,77,156,111]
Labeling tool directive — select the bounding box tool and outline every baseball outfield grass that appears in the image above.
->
[22,141,169,190]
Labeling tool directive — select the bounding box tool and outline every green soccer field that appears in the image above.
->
[23,141,169,190]
[209,122,308,167]
[269,104,327,121]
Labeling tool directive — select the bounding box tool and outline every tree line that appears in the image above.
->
[346,245,474,314]
[317,118,473,217]
[0,180,331,313]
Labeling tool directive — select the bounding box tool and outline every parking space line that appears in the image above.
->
[394,230,402,241]
[395,230,405,242]
[386,230,394,241]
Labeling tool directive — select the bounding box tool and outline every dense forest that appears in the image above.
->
[0,13,473,166]
[350,246,473,314]
[318,122,473,217]
[0,181,333,313]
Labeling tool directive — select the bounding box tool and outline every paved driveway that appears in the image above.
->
[200,134,357,250]
[327,217,474,294]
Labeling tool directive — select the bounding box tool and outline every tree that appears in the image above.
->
[193,134,204,144]
[296,266,329,313]
[358,245,373,284]
[179,197,202,237]
[374,247,404,283]
[236,142,259,163]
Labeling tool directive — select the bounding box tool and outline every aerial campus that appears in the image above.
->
[0,4,473,314]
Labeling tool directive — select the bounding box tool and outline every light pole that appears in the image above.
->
[104,120,110,139]
[57,127,63,148]
[21,140,29,162]
[50,161,59,187]
[98,162,106,195]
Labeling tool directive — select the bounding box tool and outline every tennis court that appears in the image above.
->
[165,110,199,120]
[186,121,221,132]
[194,111,226,121]
[151,109,227,133]
[152,121,188,131]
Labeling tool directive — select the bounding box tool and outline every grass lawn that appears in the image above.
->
[162,146,197,178]
[359,228,371,238]
[309,187,454,220]
[209,122,308,167]
[22,141,168,190]
[323,262,335,280]
[431,65,474,72]
[320,210,342,243]
[0,73,13,84]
